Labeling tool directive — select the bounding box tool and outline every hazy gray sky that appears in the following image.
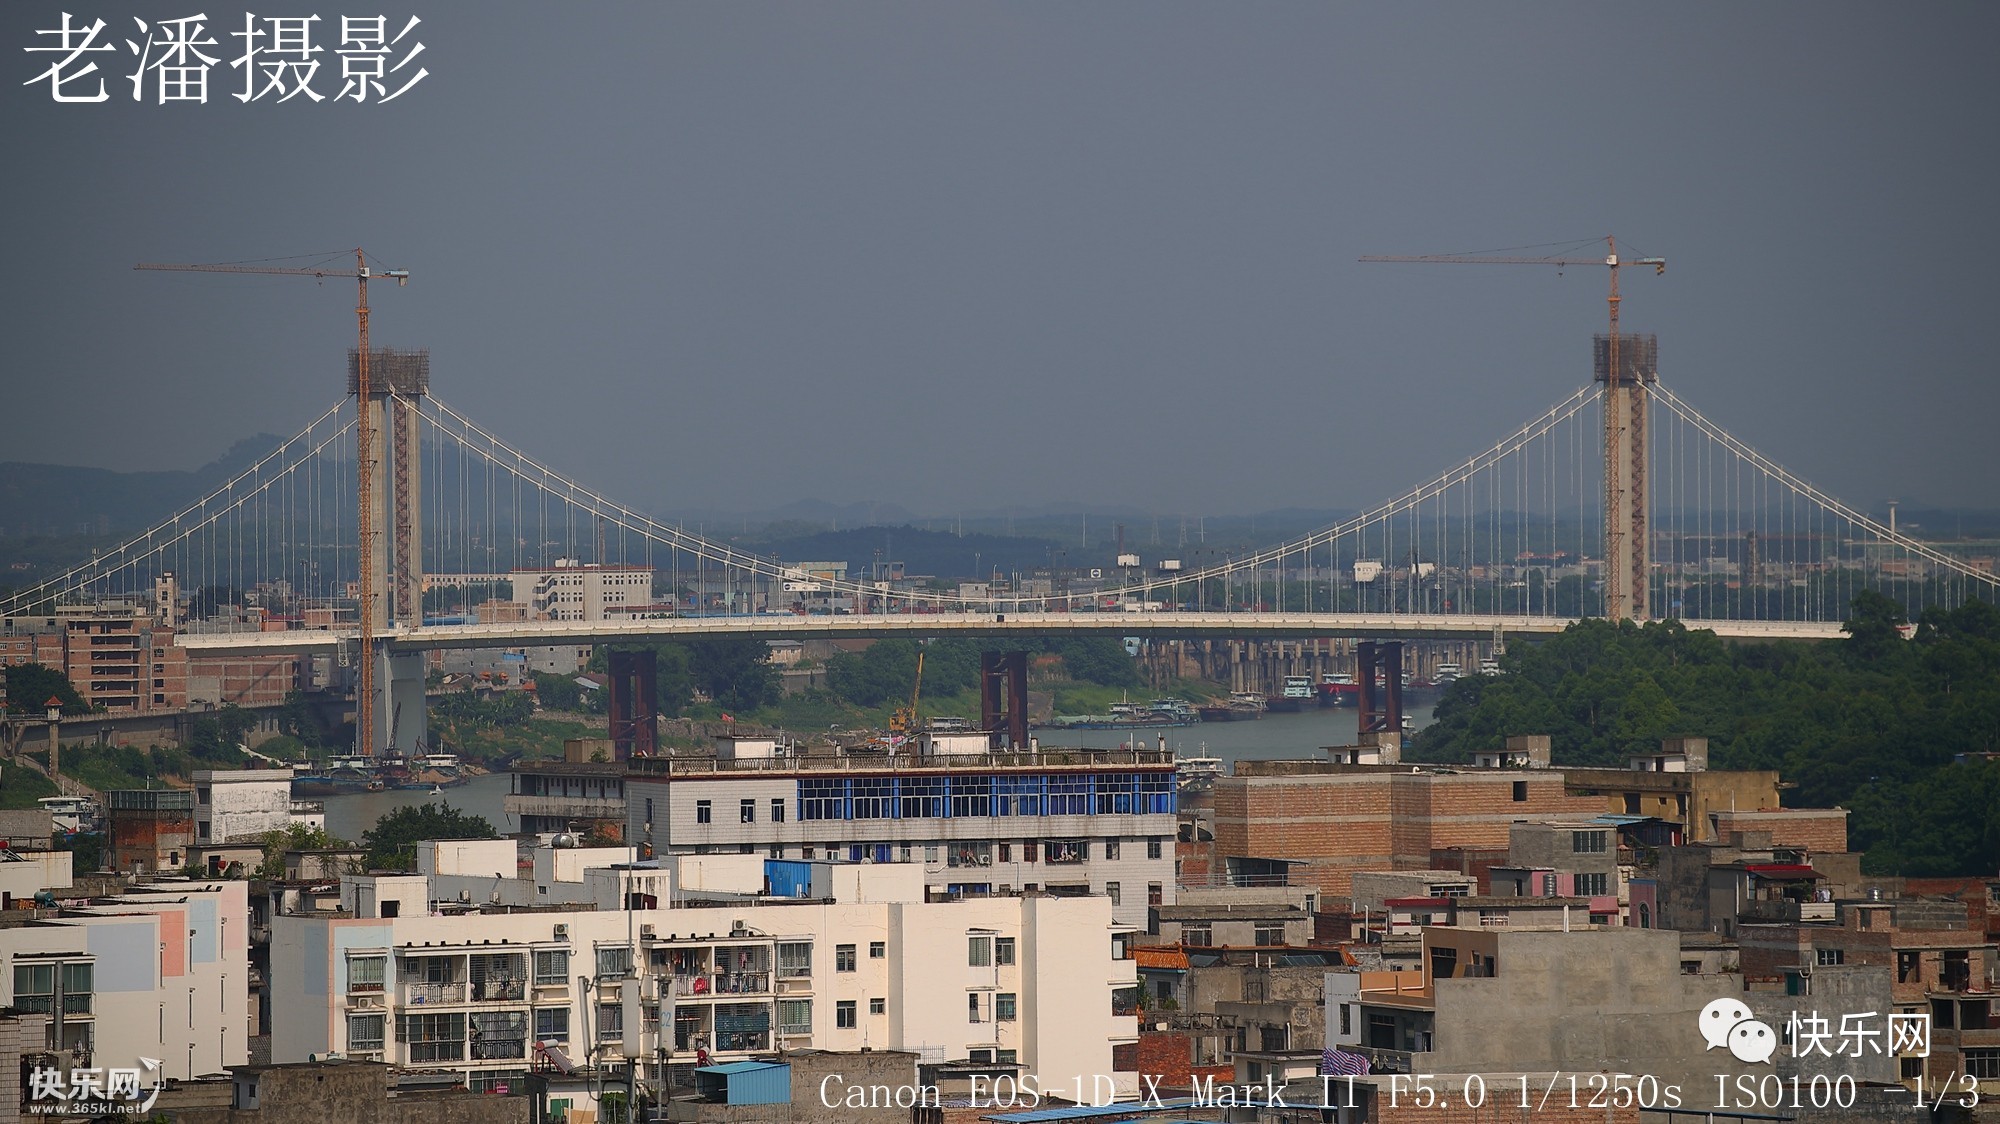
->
[6,2,1995,517]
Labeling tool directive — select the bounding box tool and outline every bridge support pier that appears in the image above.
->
[374,649,429,756]
[980,651,1029,751]
[607,649,659,760]
[1356,640,1404,736]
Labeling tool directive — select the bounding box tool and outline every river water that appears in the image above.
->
[320,705,1433,839]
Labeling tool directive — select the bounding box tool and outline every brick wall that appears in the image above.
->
[1213,772,1603,896]
[1710,809,1848,853]
[1131,1031,1234,1092]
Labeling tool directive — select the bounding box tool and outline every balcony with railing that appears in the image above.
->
[404,981,468,1005]
[1740,898,1837,924]
[709,971,769,995]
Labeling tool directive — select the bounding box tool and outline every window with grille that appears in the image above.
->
[1572,831,1608,854]
[347,1014,384,1051]
[995,937,1015,966]
[534,1008,568,1042]
[777,942,812,978]
[470,1011,527,1059]
[1184,925,1212,947]
[597,947,631,979]
[1147,838,1164,859]
[695,800,712,824]
[836,945,856,972]
[869,941,885,959]
[347,956,385,992]
[1965,1049,2000,1080]
[836,1001,856,1029]
[770,798,785,823]
[869,998,884,1015]
[997,993,1016,1022]
[778,999,812,1035]
[533,949,569,985]
[1044,840,1086,864]
[399,1013,465,1062]
[968,937,991,967]
[597,1004,623,1041]
[1254,924,1284,946]
[1104,838,1121,860]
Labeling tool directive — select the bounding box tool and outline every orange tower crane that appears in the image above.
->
[136,249,410,754]
[1359,237,1665,621]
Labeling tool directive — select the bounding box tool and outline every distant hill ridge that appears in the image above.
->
[0,435,282,537]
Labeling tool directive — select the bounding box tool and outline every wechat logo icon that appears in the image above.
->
[1699,998,1776,1064]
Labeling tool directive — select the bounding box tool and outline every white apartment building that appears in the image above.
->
[510,560,655,622]
[0,879,251,1081]
[269,858,1137,1097]
[623,743,1178,928]
[195,768,326,844]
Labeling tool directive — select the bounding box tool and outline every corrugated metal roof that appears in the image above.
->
[1131,947,1189,971]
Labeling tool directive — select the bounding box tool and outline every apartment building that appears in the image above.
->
[269,858,1138,1098]
[0,603,298,714]
[0,880,251,1081]
[509,561,654,621]
[1212,762,1604,897]
[623,741,1177,928]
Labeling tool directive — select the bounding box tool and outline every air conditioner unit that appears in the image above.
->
[640,924,656,938]
[553,923,569,939]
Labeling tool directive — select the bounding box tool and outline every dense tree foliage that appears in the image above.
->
[528,671,607,714]
[591,637,779,716]
[1413,595,2000,876]
[360,802,497,870]
[3,663,88,715]
[254,822,351,878]
[185,706,259,762]
[275,690,334,750]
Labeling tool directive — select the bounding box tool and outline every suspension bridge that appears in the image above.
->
[3,250,1993,757]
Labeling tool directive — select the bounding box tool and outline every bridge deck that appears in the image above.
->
[172,611,1847,655]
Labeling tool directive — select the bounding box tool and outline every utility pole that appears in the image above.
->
[137,250,411,753]
[1360,237,1665,620]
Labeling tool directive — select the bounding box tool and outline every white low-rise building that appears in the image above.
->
[624,744,1179,928]
[269,857,1137,1097]
[0,879,251,1080]
[195,768,325,844]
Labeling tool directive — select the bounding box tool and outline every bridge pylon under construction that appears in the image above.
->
[350,347,431,757]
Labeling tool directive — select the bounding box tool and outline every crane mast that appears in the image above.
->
[1359,237,1665,621]
[136,250,411,754]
